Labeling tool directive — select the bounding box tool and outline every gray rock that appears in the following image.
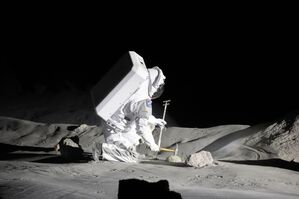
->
[166,155,182,163]
[186,151,213,168]
[57,136,84,162]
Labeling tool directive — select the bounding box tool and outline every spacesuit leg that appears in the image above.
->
[101,143,139,163]
[93,138,141,163]
[93,122,140,163]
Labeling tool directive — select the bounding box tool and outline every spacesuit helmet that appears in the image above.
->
[148,66,166,99]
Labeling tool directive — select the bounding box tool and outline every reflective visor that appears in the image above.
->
[151,83,165,99]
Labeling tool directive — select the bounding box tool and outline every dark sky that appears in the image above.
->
[2,8,298,127]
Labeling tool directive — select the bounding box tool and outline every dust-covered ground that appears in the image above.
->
[0,159,299,199]
[0,115,299,198]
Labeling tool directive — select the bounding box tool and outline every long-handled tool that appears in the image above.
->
[155,100,181,162]
[160,147,175,153]
[163,143,182,163]
[160,143,178,155]
[157,100,171,148]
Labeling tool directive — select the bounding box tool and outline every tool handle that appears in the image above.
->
[159,147,175,152]
[158,99,170,149]
[157,127,163,147]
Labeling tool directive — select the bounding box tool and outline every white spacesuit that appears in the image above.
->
[93,66,166,163]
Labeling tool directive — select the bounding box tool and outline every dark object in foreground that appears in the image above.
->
[118,179,182,199]
[56,136,84,162]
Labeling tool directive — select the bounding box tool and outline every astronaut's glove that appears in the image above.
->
[149,143,160,152]
[155,118,167,127]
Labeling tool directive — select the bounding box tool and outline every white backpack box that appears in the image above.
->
[91,51,148,121]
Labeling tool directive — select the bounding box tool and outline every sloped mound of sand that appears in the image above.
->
[1,111,298,163]
[154,125,250,161]
[244,112,299,162]
[189,111,299,162]
[0,116,104,153]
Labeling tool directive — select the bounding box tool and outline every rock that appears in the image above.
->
[57,136,84,162]
[74,124,89,134]
[166,155,182,163]
[186,151,213,168]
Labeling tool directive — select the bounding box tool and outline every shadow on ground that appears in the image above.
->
[0,143,93,163]
[0,143,54,153]
[139,160,189,167]
[220,159,299,172]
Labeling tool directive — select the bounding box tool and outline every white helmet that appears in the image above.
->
[148,66,166,99]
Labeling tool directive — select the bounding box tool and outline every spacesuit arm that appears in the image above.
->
[135,100,159,151]
[148,115,167,127]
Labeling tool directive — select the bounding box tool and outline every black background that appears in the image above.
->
[2,5,298,127]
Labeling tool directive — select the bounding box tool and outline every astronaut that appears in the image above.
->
[92,66,166,163]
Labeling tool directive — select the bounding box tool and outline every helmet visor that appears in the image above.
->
[151,83,165,99]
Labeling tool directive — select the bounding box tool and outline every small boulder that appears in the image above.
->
[186,151,213,168]
[56,136,84,162]
[166,155,182,163]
